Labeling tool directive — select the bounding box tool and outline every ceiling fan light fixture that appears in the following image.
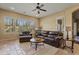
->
[32,3,47,14]
[36,14,40,16]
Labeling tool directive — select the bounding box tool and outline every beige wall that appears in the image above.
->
[40,5,79,39]
[0,9,39,41]
[40,11,65,31]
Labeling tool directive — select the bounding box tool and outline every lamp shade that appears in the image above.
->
[66,26,71,31]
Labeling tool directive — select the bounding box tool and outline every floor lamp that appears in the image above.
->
[66,26,74,53]
[66,26,71,40]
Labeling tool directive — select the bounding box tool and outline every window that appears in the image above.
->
[4,16,14,32]
[16,18,35,32]
[4,16,36,33]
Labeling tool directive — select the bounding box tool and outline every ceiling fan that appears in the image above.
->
[32,3,47,14]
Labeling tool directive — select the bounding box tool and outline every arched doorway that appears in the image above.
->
[72,9,79,43]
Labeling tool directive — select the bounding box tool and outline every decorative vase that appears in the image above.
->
[30,37,36,42]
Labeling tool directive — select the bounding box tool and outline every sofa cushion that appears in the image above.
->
[42,34,48,37]
[45,37,54,40]
[22,31,30,35]
[49,32,54,35]
[20,35,32,38]
[41,31,49,34]
[37,36,44,38]
[48,35,54,38]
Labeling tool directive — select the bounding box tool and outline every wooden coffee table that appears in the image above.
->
[30,38,44,50]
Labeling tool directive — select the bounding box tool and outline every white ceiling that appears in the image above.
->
[0,3,77,18]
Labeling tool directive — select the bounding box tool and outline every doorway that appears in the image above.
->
[72,9,79,42]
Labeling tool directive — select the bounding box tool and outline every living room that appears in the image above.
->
[0,3,79,55]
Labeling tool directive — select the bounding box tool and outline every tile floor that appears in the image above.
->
[0,39,79,55]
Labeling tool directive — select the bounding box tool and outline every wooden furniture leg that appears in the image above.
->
[35,43,37,50]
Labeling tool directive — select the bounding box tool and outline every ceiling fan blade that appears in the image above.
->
[32,9,37,11]
[40,9,47,12]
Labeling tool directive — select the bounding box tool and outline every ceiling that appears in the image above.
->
[0,3,77,18]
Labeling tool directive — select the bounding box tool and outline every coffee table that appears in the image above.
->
[30,38,44,50]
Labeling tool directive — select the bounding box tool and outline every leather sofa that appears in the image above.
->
[19,31,32,42]
[36,30,63,47]
[19,30,63,48]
